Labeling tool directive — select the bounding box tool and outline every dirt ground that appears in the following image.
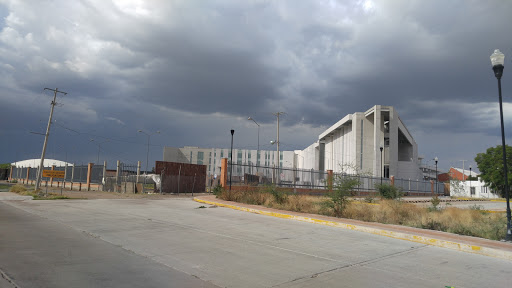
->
[1,181,210,200]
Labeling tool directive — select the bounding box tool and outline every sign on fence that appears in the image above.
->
[42,170,65,178]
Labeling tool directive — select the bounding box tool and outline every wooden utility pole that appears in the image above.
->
[35,88,67,191]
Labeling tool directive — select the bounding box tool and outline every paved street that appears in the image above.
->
[1,196,512,287]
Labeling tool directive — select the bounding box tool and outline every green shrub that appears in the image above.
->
[325,174,360,217]
[264,185,288,204]
[212,184,224,196]
[375,183,403,199]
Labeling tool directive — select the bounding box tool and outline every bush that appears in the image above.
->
[325,174,360,217]
[212,184,224,196]
[9,184,27,193]
[375,183,403,199]
[264,185,288,204]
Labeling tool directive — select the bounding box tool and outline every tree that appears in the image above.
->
[474,145,512,198]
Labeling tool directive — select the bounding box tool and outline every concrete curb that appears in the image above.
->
[194,197,512,261]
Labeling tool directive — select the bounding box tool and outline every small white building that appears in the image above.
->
[11,158,72,168]
[450,179,500,199]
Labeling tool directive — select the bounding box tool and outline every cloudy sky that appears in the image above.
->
[1,0,511,172]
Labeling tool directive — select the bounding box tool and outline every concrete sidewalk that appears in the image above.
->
[194,195,512,261]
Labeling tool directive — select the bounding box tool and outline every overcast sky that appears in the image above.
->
[1,0,511,173]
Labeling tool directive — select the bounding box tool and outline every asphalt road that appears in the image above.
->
[2,197,512,287]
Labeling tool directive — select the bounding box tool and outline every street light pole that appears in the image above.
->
[469,165,472,196]
[490,49,512,241]
[247,117,260,165]
[273,112,285,185]
[380,146,383,185]
[138,130,160,193]
[434,157,438,195]
[230,129,234,191]
[90,139,109,164]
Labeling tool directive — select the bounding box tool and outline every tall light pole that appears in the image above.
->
[434,157,438,195]
[247,117,260,165]
[380,146,383,185]
[490,49,511,241]
[90,139,109,164]
[138,130,160,193]
[230,129,234,191]
[273,112,285,185]
[469,165,472,196]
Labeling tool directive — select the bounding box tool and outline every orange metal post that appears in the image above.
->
[220,158,228,188]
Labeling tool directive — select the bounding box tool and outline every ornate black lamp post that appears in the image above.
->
[230,129,234,192]
[490,49,512,241]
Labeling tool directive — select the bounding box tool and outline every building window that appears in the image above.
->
[470,187,476,195]
[197,152,204,165]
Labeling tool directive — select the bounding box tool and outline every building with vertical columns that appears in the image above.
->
[163,146,295,177]
[295,105,423,180]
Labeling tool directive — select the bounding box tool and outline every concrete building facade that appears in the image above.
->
[163,146,295,176]
[295,105,423,180]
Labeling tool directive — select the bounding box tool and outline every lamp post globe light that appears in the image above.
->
[230,129,234,191]
[434,157,438,195]
[490,49,512,241]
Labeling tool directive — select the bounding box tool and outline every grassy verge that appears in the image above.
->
[216,187,507,241]
[9,184,70,200]
[0,184,11,190]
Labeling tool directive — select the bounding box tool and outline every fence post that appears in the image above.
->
[136,161,141,184]
[327,170,333,191]
[102,161,107,191]
[71,164,75,190]
[390,175,395,187]
[116,160,120,193]
[50,165,55,187]
[87,163,93,191]
[64,164,67,189]
[430,180,434,196]
[26,167,30,184]
[220,158,228,188]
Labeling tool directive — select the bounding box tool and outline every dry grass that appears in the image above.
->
[9,184,27,193]
[218,189,507,241]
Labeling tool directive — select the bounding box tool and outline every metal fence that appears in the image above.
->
[10,164,105,184]
[228,162,444,195]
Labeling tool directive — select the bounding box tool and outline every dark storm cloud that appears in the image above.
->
[1,0,512,170]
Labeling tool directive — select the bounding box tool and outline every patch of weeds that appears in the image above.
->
[428,196,441,212]
[469,204,484,211]
[212,184,224,196]
[197,205,207,209]
[9,184,27,193]
[364,195,376,203]
[0,184,11,190]
[265,185,288,205]
[375,183,403,199]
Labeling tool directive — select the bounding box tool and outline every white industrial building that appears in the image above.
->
[163,105,423,181]
[163,146,295,176]
[295,105,423,180]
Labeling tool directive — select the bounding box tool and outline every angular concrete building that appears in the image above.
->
[295,105,422,180]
